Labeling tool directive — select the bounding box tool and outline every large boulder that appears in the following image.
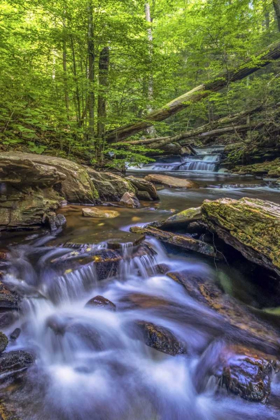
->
[0,152,98,203]
[201,197,280,276]
[0,153,99,230]
[144,174,198,189]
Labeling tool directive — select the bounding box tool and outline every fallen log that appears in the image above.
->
[105,41,280,142]
[114,105,265,147]
[130,226,219,258]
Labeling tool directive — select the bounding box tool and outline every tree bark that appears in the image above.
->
[273,0,280,31]
[105,40,280,143]
[88,0,95,141]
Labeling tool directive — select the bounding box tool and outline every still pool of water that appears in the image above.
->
[1,171,280,420]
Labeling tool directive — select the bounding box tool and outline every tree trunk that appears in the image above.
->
[97,47,110,162]
[273,0,280,31]
[62,21,70,120]
[105,40,280,143]
[70,35,81,123]
[97,47,110,138]
[88,0,95,141]
[145,3,156,136]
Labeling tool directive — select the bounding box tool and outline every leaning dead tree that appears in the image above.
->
[106,40,280,143]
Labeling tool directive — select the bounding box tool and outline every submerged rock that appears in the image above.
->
[82,207,120,219]
[201,197,280,276]
[144,174,198,189]
[85,295,116,311]
[10,328,21,341]
[120,192,140,208]
[136,321,187,356]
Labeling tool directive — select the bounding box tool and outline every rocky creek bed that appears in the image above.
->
[1,154,280,419]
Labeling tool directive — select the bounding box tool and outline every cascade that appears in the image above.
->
[128,146,224,173]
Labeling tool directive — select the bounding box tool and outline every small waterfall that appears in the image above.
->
[127,146,224,173]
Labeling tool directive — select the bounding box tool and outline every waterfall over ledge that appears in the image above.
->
[128,146,224,173]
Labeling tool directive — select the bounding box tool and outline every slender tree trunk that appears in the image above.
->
[62,22,70,120]
[145,3,156,136]
[97,47,110,162]
[105,40,280,143]
[70,35,81,123]
[273,0,280,31]
[88,0,95,142]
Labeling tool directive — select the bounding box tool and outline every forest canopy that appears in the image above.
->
[1,0,280,168]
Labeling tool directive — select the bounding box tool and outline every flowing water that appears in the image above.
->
[1,170,280,419]
[128,146,224,172]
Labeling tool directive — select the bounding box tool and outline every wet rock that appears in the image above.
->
[157,207,202,229]
[216,345,279,402]
[0,332,8,353]
[44,212,66,232]
[10,328,21,341]
[126,176,159,201]
[87,168,136,201]
[201,197,280,276]
[144,174,198,189]
[0,281,19,309]
[136,321,187,356]
[62,230,144,249]
[46,314,72,335]
[167,270,280,355]
[120,192,140,209]
[82,207,120,218]
[130,226,219,258]
[0,311,19,329]
[85,295,116,311]
[0,350,34,374]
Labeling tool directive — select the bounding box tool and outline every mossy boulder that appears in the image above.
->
[0,332,8,353]
[159,206,202,228]
[231,158,280,177]
[201,197,280,276]
[87,168,136,201]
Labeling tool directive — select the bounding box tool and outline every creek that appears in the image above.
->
[1,168,280,420]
